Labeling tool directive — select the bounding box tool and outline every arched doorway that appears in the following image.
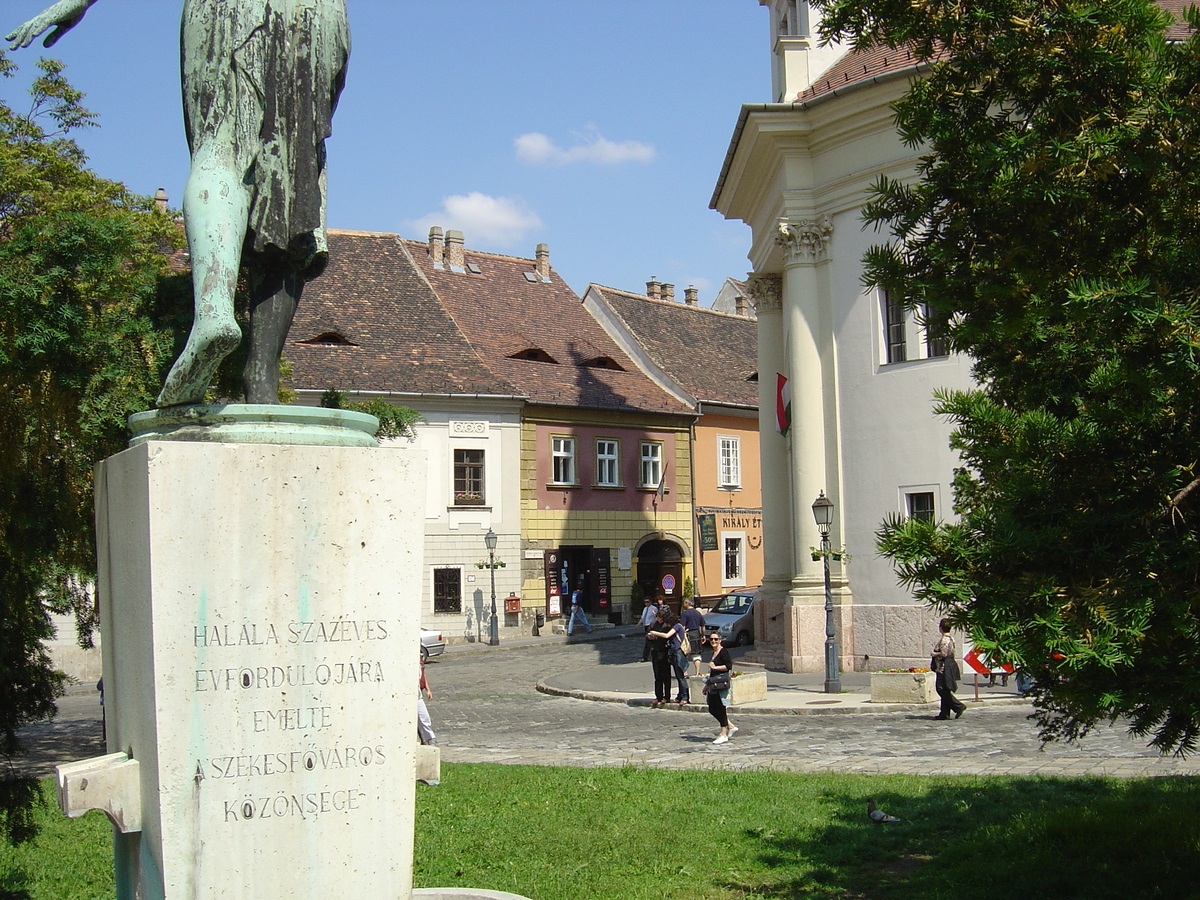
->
[636,538,685,615]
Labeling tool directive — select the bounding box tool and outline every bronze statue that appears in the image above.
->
[8,0,349,406]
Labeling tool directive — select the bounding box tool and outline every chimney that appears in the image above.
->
[446,229,465,271]
[684,286,699,306]
[646,278,662,301]
[735,293,748,316]
[428,226,444,268]
[154,187,169,214]
[662,283,675,303]
[535,243,550,282]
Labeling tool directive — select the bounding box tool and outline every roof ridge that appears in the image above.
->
[589,283,755,321]
[398,237,541,267]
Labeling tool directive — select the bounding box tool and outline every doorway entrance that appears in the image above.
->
[636,539,685,615]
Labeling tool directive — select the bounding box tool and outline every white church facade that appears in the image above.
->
[712,0,975,671]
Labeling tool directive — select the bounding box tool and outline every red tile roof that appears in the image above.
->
[586,284,759,409]
[285,230,693,418]
[401,239,693,416]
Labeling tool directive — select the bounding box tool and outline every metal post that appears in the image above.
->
[488,545,499,646]
[821,527,840,693]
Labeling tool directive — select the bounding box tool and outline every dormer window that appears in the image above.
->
[580,356,625,371]
[509,348,558,364]
[297,331,357,346]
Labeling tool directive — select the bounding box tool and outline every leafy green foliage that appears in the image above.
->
[0,52,184,774]
[319,388,420,440]
[815,0,1200,753]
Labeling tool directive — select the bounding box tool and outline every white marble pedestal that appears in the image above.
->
[92,439,425,900]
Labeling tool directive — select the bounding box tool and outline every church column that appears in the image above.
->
[778,215,850,672]
[747,274,791,667]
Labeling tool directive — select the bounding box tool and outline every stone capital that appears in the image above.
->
[777,216,833,265]
[746,273,783,313]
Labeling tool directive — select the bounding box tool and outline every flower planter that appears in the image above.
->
[870,671,936,704]
[727,670,767,704]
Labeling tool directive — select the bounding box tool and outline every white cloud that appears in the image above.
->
[405,193,543,247]
[515,130,656,166]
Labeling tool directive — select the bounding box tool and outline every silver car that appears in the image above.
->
[704,590,756,647]
[420,628,446,661]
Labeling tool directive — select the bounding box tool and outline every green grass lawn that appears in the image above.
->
[3,766,1198,899]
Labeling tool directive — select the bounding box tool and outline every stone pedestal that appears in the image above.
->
[870,671,937,704]
[94,439,425,900]
[728,671,768,705]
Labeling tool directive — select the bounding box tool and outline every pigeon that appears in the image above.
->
[867,799,901,824]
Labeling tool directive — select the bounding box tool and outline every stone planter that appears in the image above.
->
[728,670,768,704]
[870,671,936,704]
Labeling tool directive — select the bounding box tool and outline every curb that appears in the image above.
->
[535,680,1032,716]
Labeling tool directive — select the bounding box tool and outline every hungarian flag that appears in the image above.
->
[776,373,791,436]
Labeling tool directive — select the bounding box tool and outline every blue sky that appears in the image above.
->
[4,0,769,302]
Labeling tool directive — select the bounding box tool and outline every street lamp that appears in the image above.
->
[484,529,500,646]
[811,491,840,693]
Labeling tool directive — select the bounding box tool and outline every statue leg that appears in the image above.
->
[156,139,249,408]
[243,267,305,405]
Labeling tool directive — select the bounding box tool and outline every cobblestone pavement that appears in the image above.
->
[427,639,1200,778]
[14,637,1200,780]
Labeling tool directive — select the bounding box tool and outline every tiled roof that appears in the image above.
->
[401,239,693,416]
[286,231,520,397]
[800,1,1192,102]
[285,229,691,417]
[587,285,759,409]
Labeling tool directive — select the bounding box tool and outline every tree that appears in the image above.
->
[815,0,1200,753]
[0,50,185,814]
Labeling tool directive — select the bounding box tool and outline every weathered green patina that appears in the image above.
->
[7,0,349,407]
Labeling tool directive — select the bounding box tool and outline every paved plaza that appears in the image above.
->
[16,630,1200,780]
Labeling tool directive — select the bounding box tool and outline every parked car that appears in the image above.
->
[420,629,446,661]
[704,590,756,647]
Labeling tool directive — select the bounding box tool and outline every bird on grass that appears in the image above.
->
[867,800,901,824]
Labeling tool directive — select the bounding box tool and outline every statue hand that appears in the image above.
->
[6,0,96,50]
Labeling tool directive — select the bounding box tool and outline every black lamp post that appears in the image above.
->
[811,491,840,693]
[484,528,500,646]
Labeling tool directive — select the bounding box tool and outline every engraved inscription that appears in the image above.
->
[194,661,385,691]
[192,609,399,827]
[199,745,387,780]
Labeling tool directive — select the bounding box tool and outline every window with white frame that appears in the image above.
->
[883,289,907,364]
[452,448,485,505]
[551,436,576,484]
[595,439,619,487]
[906,491,936,522]
[922,302,950,358]
[640,441,663,488]
[718,436,741,489]
[432,567,462,614]
[722,534,746,587]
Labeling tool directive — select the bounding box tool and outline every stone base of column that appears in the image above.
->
[779,578,854,675]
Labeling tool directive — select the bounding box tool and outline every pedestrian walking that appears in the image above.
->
[567,577,592,635]
[417,653,436,745]
[639,594,659,661]
[703,633,737,743]
[680,598,706,676]
[931,617,966,720]
[646,608,673,707]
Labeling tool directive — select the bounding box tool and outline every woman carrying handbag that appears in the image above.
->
[703,633,737,743]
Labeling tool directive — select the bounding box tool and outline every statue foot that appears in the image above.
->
[155,320,242,408]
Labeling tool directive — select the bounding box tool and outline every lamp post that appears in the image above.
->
[811,491,840,693]
[484,528,500,646]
